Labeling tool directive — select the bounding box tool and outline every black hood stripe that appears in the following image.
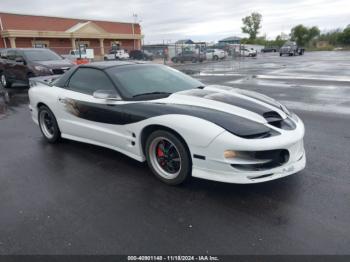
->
[178,89,282,119]
[64,99,274,139]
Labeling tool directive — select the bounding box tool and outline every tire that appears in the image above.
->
[0,72,12,88]
[38,105,61,143]
[191,57,197,63]
[280,53,282,56]
[213,55,219,61]
[172,58,178,63]
[145,130,191,185]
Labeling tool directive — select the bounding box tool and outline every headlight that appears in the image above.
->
[34,65,50,72]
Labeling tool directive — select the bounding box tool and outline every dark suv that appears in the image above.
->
[0,48,74,88]
[171,50,205,63]
[129,50,154,61]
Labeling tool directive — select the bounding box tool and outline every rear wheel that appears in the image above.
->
[145,130,191,185]
[191,57,197,63]
[213,55,219,61]
[38,105,61,143]
[0,72,12,88]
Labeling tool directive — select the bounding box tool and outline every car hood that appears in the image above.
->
[33,59,74,68]
[162,85,289,124]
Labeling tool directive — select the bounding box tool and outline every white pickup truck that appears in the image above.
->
[104,49,129,60]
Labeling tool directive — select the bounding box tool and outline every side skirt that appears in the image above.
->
[61,133,146,162]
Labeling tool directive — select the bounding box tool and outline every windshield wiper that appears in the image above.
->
[132,91,172,98]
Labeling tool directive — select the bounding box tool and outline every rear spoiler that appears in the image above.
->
[29,75,61,87]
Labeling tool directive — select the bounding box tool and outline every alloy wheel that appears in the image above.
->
[149,137,182,179]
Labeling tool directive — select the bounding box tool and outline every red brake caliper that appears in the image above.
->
[157,144,165,166]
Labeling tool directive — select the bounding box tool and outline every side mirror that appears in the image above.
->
[93,90,122,101]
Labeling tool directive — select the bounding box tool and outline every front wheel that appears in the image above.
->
[38,105,61,143]
[145,130,191,185]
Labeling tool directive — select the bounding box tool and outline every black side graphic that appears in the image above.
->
[64,99,279,139]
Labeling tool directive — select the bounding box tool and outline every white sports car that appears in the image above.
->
[28,61,306,185]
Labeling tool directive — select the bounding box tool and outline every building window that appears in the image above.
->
[111,41,121,52]
[32,40,49,48]
[76,41,90,48]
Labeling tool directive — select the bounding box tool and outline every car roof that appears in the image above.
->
[78,61,150,70]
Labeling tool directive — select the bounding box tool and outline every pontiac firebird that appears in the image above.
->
[28,61,306,185]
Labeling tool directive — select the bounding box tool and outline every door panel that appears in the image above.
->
[55,67,130,150]
[57,89,130,149]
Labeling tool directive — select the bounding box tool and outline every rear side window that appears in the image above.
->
[67,68,116,95]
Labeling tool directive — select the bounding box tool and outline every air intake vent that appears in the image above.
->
[263,111,282,122]
[263,111,296,130]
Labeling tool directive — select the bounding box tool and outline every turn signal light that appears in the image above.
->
[224,150,237,159]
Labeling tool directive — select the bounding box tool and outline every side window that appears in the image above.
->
[14,50,24,59]
[0,50,7,59]
[7,50,16,60]
[67,68,116,95]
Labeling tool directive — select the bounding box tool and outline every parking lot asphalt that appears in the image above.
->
[0,51,350,255]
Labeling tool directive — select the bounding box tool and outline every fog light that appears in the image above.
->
[224,150,237,159]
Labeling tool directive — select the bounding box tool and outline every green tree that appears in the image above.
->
[241,12,262,40]
[291,24,320,46]
[338,27,350,45]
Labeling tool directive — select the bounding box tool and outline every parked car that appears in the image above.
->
[171,51,205,63]
[280,42,305,56]
[206,49,226,60]
[0,48,74,88]
[29,61,305,185]
[68,49,88,59]
[129,50,154,61]
[240,48,257,57]
[104,49,129,60]
[261,46,278,53]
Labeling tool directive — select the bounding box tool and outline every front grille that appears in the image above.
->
[51,69,65,74]
[231,149,289,171]
[51,67,70,75]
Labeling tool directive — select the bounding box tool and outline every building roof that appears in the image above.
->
[175,39,195,44]
[219,36,241,42]
[0,12,141,35]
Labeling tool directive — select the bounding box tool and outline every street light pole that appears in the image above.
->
[132,13,138,50]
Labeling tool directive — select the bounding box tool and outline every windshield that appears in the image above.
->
[24,49,63,61]
[106,64,203,99]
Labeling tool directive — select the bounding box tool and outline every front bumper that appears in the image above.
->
[192,150,305,184]
[190,115,306,184]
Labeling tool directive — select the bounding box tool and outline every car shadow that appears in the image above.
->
[39,136,304,216]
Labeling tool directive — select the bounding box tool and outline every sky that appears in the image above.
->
[1,0,349,43]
